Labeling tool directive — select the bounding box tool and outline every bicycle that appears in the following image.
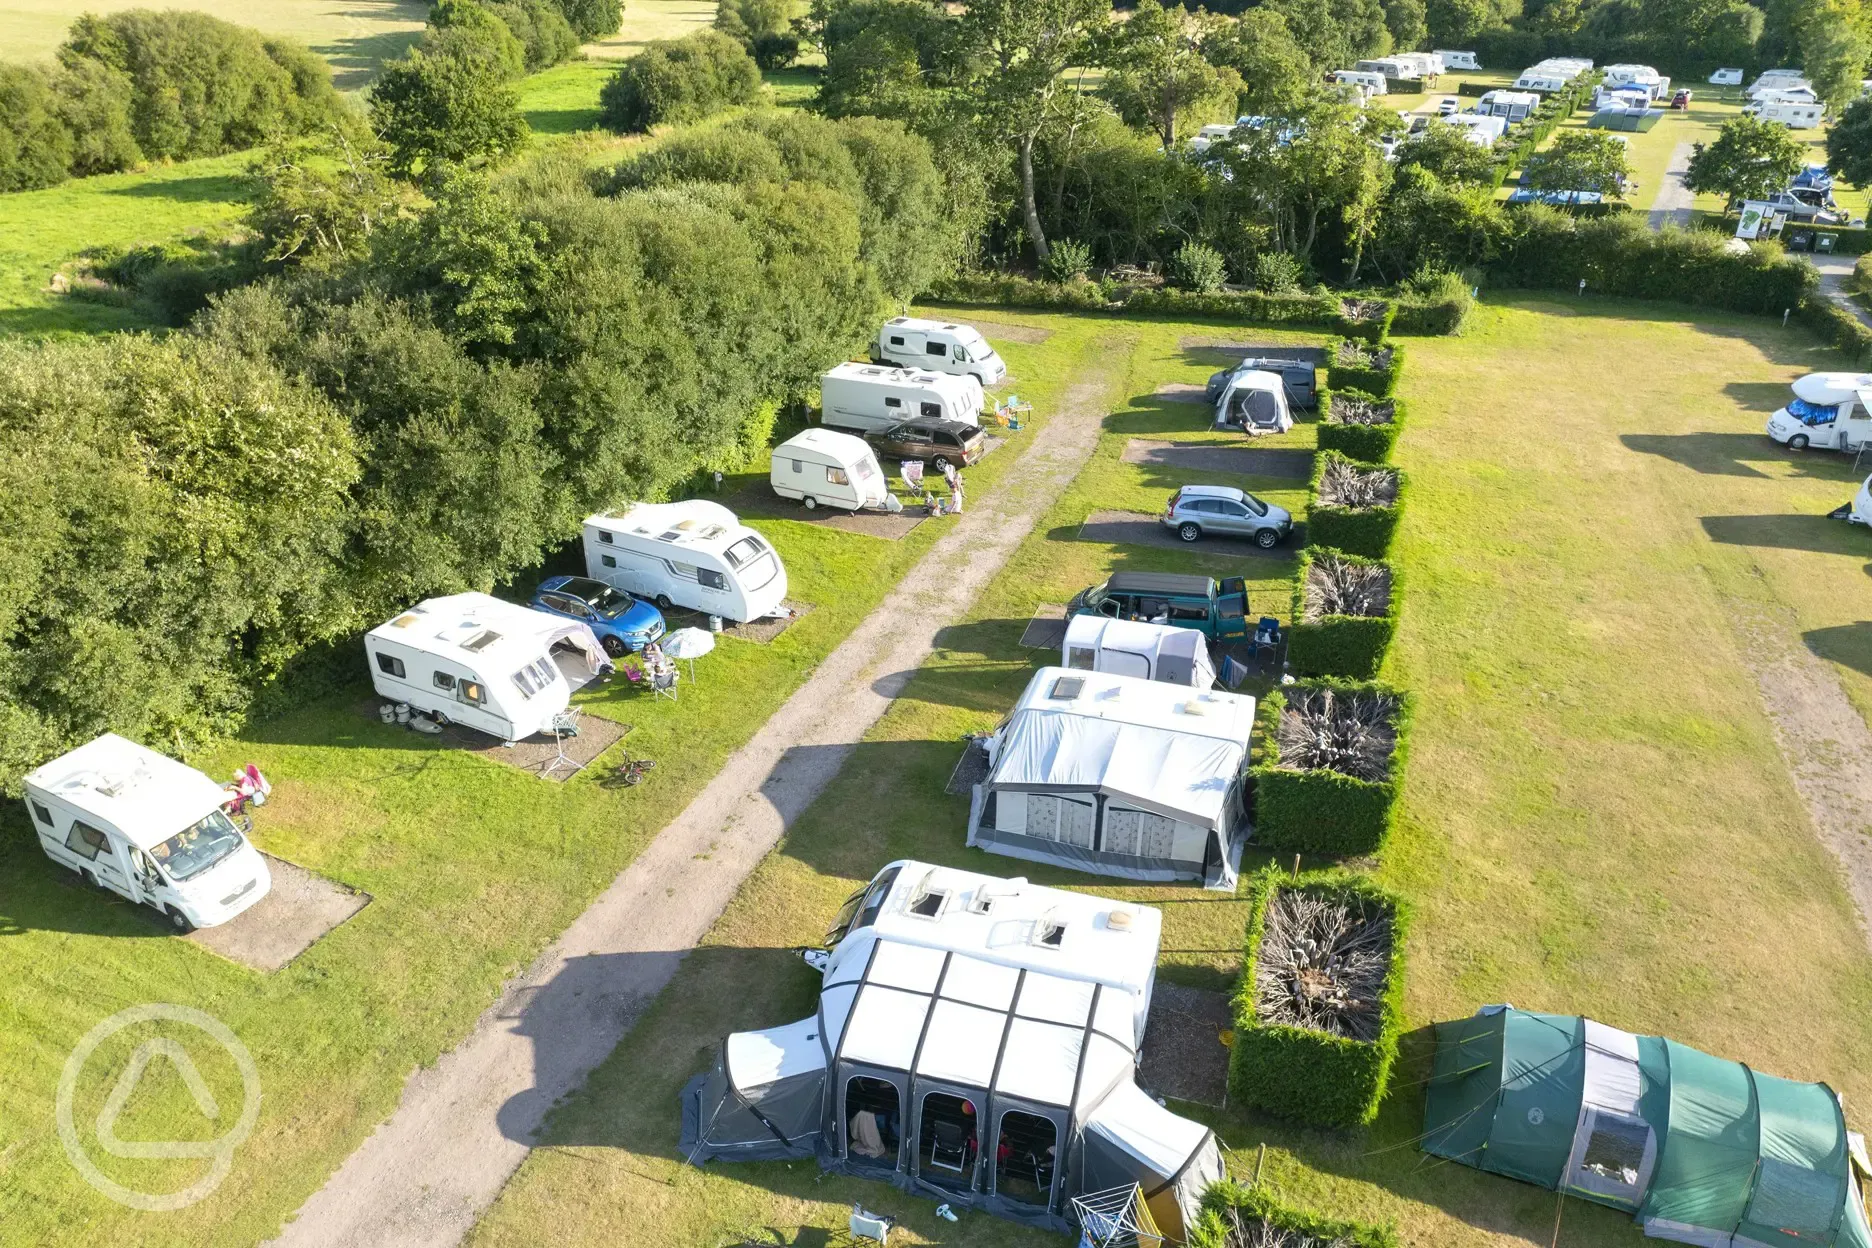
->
[599,726,658,789]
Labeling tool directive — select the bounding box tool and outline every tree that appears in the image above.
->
[0,65,74,192]
[598,28,762,132]
[248,125,413,266]
[370,32,530,178]
[1523,130,1631,195]
[551,0,623,39]
[1202,9,1313,117]
[1103,0,1236,149]
[958,0,1110,265]
[1688,112,1808,206]
[1212,96,1390,271]
[1424,0,1519,45]
[1829,96,1872,187]
[1802,9,1872,110]
[1395,120,1497,184]
[1371,163,1505,280]
[1384,0,1428,50]
[1266,0,1391,69]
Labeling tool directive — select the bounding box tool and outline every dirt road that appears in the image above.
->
[267,342,1129,1248]
[1648,141,1696,230]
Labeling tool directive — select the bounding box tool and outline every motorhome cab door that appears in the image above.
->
[1846,390,1872,450]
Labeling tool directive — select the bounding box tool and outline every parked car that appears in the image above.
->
[1163,484,1293,549]
[864,418,986,469]
[1066,572,1251,643]
[1437,96,1461,114]
[531,575,666,657]
[1671,88,1692,108]
[1204,358,1319,408]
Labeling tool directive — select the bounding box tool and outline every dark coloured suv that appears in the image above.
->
[864,419,986,470]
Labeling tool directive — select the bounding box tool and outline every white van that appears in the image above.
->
[24,734,272,931]
[1767,373,1872,451]
[1436,49,1480,70]
[871,316,1007,386]
[366,593,607,742]
[583,500,788,623]
[819,362,983,435]
[1334,70,1388,98]
[1062,615,1217,688]
[770,428,892,512]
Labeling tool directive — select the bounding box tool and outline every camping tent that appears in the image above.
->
[1588,107,1663,130]
[966,667,1255,891]
[1062,616,1218,688]
[1423,1006,1872,1248]
[1214,369,1294,434]
[680,861,1224,1240]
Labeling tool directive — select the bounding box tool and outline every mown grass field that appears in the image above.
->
[466,297,1872,1248]
[0,321,1077,1246]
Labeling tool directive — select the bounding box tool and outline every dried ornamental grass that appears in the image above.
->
[1317,459,1398,510]
[1302,553,1391,621]
[1333,341,1394,369]
[1253,888,1393,1042]
[1339,297,1387,324]
[1276,686,1398,782]
[1221,1207,1361,1248]
[1326,396,1396,427]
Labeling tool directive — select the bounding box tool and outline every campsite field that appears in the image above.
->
[0,321,1087,1245]
[466,297,1872,1248]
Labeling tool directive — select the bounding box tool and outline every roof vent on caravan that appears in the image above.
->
[1034,913,1068,949]
[907,870,950,919]
[391,613,421,629]
[969,877,1024,914]
[1107,908,1135,932]
[1048,675,1085,701]
[461,630,502,653]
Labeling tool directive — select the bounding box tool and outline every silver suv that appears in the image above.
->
[1162,484,1293,549]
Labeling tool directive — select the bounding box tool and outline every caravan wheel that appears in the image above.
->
[803,496,818,510]
[656,594,673,611]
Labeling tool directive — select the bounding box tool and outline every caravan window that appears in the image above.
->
[601,554,617,568]
[886,397,904,409]
[597,530,613,544]
[791,459,804,474]
[723,537,766,569]
[457,679,487,707]
[697,568,728,590]
[66,821,112,862]
[376,652,406,678]
[511,657,558,699]
[433,672,456,691]
[926,342,947,357]
[889,335,906,346]
[1066,645,1096,670]
[31,800,52,826]
[920,402,942,419]
[827,466,850,486]
[993,1111,1058,1206]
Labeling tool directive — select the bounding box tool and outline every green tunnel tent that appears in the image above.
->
[1424,1006,1872,1248]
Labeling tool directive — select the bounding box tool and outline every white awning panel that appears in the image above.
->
[943,955,1021,1012]
[996,1017,1084,1105]
[870,941,946,993]
[1015,975,1096,1028]
[918,999,1005,1087]
[726,1017,827,1089]
[1084,1080,1212,1175]
[841,986,929,1069]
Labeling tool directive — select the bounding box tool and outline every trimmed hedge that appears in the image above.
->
[1325,338,1403,396]
[1288,547,1398,680]
[924,271,1348,327]
[1795,297,1872,369]
[1337,297,1394,344]
[1226,868,1410,1127]
[1250,677,1408,856]
[1191,1182,1399,1248]
[1317,388,1403,462]
[1393,284,1472,336]
[1309,450,1403,559]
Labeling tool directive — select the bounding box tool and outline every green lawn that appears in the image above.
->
[467,297,1872,1248]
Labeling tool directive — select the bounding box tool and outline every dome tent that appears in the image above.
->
[1423,1006,1872,1248]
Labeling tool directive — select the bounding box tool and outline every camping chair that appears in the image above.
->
[1251,617,1283,674]
[848,1204,895,1245]
[929,1119,971,1173]
[649,668,678,702]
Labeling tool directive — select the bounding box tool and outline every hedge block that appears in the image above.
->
[1250,678,1407,856]
[1335,297,1395,344]
[1308,450,1403,559]
[1226,869,1409,1128]
[1191,1183,1399,1248]
[1324,338,1403,396]
[1288,546,1398,679]
[1317,388,1403,462]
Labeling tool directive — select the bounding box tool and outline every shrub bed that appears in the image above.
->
[1227,868,1409,1127]
[1288,548,1398,679]
[1325,338,1402,396]
[1317,389,1403,462]
[1308,451,1402,558]
[1795,297,1872,369]
[1336,297,1394,344]
[1251,678,1407,856]
[1191,1183,1399,1248]
[599,28,760,132]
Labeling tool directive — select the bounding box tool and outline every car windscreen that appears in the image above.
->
[582,584,632,617]
[723,536,766,569]
[151,810,245,882]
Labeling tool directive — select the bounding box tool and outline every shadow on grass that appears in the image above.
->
[316,24,428,90]
[1808,622,1872,676]
[1720,380,1797,412]
[104,174,248,203]
[0,823,185,939]
[524,106,603,135]
[1701,513,1872,554]
[1622,432,1857,480]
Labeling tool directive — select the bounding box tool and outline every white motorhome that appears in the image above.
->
[583,501,787,623]
[1750,69,1808,96]
[366,594,607,743]
[1767,373,1872,451]
[1442,112,1508,145]
[24,734,272,931]
[1534,57,1594,78]
[770,428,891,512]
[1436,49,1480,70]
[1478,90,1541,121]
[1062,616,1217,688]
[1333,70,1388,98]
[1602,63,1661,88]
[820,362,982,434]
[1709,67,1744,85]
[872,317,1007,386]
[1854,474,1872,524]
[1752,99,1825,128]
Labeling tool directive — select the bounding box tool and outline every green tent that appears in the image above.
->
[1587,107,1663,131]
[1423,1007,1872,1248]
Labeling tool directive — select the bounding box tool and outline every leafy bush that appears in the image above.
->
[1191,1182,1399,1248]
[551,0,621,38]
[1253,250,1302,293]
[1855,253,1872,296]
[429,0,527,77]
[1041,237,1093,282]
[1227,869,1409,1127]
[1288,546,1398,680]
[1392,266,1473,335]
[1795,296,1872,369]
[1171,240,1227,293]
[1308,450,1403,558]
[926,271,1347,328]
[1325,338,1404,397]
[1251,679,1409,857]
[486,0,581,71]
[599,29,761,133]
[370,31,531,178]
[0,65,74,192]
[927,270,1115,310]
[1317,388,1404,462]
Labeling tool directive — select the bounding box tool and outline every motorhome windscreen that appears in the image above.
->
[511,656,557,698]
[151,810,244,881]
[723,537,767,569]
[1789,398,1839,424]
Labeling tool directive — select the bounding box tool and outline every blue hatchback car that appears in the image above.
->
[531,575,666,657]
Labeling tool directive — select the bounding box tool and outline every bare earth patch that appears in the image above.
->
[663,600,813,644]
[1124,438,1314,480]
[440,712,631,781]
[1140,983,1234,1107]
[1018,603,1070,649]
[187,855,369,973]
[964,318,1054,344]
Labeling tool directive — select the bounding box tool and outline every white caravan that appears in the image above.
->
[820,362,983,435]
[1709,67,1744,85]
[1479,90,1541,121]
[1355,57,1415,80]
[1750,69,1809,97]
[871,316,1007,386]
[1334,70,1388,98]
[1441,112,1508,145]
[1533,57,1594,78]
[366,593,607,742]
[1514,71,1569,92]
[1395,52,1445,77]
[1436,49,1480,70]
[1767,373,1872,451]
[1062,616,1217,688]
[770,428,892,512]
[1188,122,1237,153]
[1602,63,1662,89]
[1854,474,1872,524]
[583,500,787,623]
[1752,99,1825,128]
[25,734,272,931]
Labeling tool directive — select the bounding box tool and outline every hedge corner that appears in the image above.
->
[1317,388,1405,463]
[1324,337,1404,397]
[1307,450,1404,560]
[1249,677,1409,856]
[1288,546,1399,680]
[1226,867,1410,1131]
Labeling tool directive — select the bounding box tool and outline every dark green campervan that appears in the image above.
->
[1064,572,1251,642]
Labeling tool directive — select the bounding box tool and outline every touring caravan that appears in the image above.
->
[1749,69,1809,97]
[1514,70,1569,92]
[1766,373,1872,451]
[1479,90,1541,121]
[770,428,892,512]
[1061,616,1217,688]
[1442,112,1508,145]
[967,667,1256,891]
[25,734,272,931]
[872,317,1007,386]
[820,363,983,435]
[1710,67,1744,85]
[1533,56,1594,78]
[1355,57,1414,80]
[366,594,608,743]
[1333,69,1388,98]
[1601,63,1662,89]
[1752,99,1825,128]
[582,500,788,623]
[1188,122,1237,153]
[1395,51,1445,77]
[1436,49,1480,70]
[680,861,1225,1240]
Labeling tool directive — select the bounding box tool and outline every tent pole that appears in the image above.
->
[1549,1189,1566,1248]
